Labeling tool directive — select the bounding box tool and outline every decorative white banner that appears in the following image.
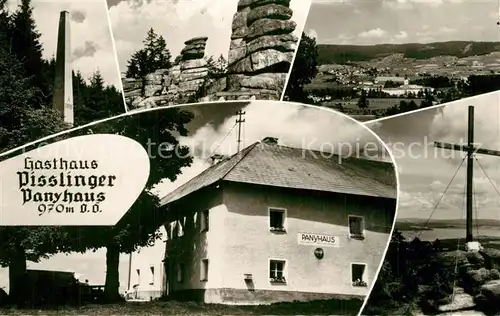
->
[0,134,150,226]
[297,232,340,247]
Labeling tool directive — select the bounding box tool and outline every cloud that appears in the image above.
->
[73,41,99,60]
[394,31,408,40]
[153,158,207,197]
[312,0,347,3]
[12,0,122,88]
[325,33,356,45]
[397,170,500,220]
[383,0,414,10]
[155,101,391,198]
[384,0,445,9]
[308,28,318,40]
[428,92,500,169]
[439,26,456,34]
[390,30,408,42]
[185,102,384,159]
[377,91,500,220]
[358,28,387,38]
[70,10,86,23]
[307,0,500,46]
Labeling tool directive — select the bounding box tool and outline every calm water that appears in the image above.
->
[402,227,500,241]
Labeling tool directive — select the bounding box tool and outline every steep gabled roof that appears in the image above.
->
[160,142,397,206]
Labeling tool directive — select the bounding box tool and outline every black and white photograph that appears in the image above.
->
[285,0,500,122]
[361,91,500,315]
[0,0,125,156]
[0,100,397,315]
[108,0,311,110]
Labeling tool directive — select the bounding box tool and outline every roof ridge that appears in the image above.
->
[220,141,260,180]
[159,142,260,205]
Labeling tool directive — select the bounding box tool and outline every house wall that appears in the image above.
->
[127,226,166,300]
[164,186,227,303]
[218,182,395,304]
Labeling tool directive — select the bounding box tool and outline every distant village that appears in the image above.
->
[308,63,466,102]
[304,54,500,120]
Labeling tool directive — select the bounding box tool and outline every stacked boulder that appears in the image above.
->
[226,0,297,100]
[178,37,209,97]
[122,36,210,109]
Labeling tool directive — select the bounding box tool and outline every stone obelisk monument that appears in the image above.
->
[52,10,73,126]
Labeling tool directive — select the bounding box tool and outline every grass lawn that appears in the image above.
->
[0,299,363,315]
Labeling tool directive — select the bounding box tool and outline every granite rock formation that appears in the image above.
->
[226,0,297,100]
[178,37,209,95]
[123,37,209,109]
[123,0,299,109]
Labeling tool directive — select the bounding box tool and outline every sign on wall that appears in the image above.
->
[297,233,340,247]
[0,134,150,226]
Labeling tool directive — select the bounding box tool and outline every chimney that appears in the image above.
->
[262,137,278,145]
[210,154,226,165]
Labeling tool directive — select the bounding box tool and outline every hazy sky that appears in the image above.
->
[367,91,500,221]
[306,0,500,45]
[6,0,122,88]
[108,0,311,73]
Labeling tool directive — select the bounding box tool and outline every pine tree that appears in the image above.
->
[125,49,147,79]
[10,0,48,105]
[0,2,136,306]
[90,70,105,90]
[154,35,172,70]
[420,90,435,108]
[357,90,369,109]
[206,54,227,78]
[0,26,72,306]
[0,0,10,39]
[125,28,172,78]
[284,32,319,102]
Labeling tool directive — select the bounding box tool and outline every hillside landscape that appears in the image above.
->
[396,218,500,232]
[287,39,500,120]
[317,41,500,65]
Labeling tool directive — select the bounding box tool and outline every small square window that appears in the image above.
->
[269,208,286,232]
[177,263,184,283]
[200,210,209,232]
[269,260,286,284]
[352,263,367,287]
[349,215,365,239]
[201,259,209,282]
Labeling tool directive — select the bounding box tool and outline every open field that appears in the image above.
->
[0,299,363,315]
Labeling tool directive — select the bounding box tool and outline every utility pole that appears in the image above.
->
[465,106,474,243]
[236,110,246,153]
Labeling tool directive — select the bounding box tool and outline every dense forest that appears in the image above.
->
[316,41,500,65]
[0,0,194,308]
[0,0,124,154]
